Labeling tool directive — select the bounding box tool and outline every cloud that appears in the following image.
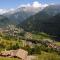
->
[42,4,48,7]
[0,1,49,14]
[19,4,31,7]
[0,8,14,14]
[18,1,48,8]
[32,1,48,8]
[32,1,42,7]
[0,9,7,14]
[50,3,55,5]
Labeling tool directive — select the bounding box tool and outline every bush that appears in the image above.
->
[33,45,41,54]
[7,43,20,50]
[24,45,41,55]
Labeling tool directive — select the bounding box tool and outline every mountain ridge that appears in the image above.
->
[18,5,60,40]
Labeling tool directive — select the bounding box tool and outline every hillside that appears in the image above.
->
[40,5,60,16]
[19,7,60,40]
[0,15,10,28]
[2,5,60,25]
[3,7,43,25]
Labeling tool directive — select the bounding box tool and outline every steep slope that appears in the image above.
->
[4,7,43,25]
[0,15,10,28]
[19,11,51,32]
[1,5,60,25]
[20,14,60,39]
[40,5,60,16]
[19,6,60,39]
[40,14,60,36]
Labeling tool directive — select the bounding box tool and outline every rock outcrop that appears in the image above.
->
[0,49,28,60]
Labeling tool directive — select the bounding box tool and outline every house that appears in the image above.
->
[24,32,32,39]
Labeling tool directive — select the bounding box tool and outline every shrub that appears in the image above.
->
[24,45,41,55]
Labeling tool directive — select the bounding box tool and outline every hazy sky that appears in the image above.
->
[0,0,60,8]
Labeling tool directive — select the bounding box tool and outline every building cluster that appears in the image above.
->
[46,41,60,51]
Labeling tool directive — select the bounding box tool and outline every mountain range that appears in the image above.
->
[0,5,60,40]
[0,6,45,25]
[0,4,60,25]
[19,5,60,40]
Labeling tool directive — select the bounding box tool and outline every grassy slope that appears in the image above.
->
[54,42,60,46]
[37,51,60,60]
[32,33,52,41]
[0,33,60,60]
